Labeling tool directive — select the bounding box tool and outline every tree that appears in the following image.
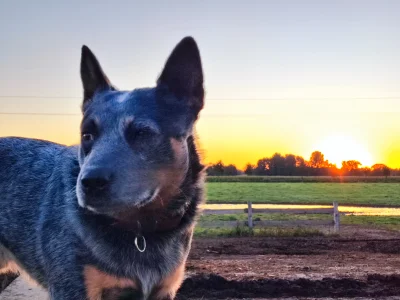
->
[224,164,239,176]
[255,158,270,175]
[213,161,225,175]
[294,155,308,175]
[207,161,239,176]
[392,169,400,176]
[244,163,254,175]
[295,156,306,168]
[360,167,371,176]
[341,160,361,175]
[284,154,297,176]
[371,164,390,177]
[309,151,327,168]
[269,153,286,175]
[328,164,341,177]
[383,166,391,178]
[206,153,392,177]
[207,161,225,176]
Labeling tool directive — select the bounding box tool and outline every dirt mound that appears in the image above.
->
[181,233,400,299]
[3,228,400,298]
[360,240,400,254]
[177,273,400,299]
[189,236,400,259]
[0,274,17,293]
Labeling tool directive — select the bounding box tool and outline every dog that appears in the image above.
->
[0,36,205,299]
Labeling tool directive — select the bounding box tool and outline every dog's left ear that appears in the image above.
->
[80,45,112,105]
[157,37,204,115]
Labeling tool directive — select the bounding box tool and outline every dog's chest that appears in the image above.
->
[102,287,140,300]
[83,263,184,300]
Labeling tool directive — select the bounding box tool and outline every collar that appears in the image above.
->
[109,210,185,234]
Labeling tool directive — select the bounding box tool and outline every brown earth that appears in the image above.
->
[0,274,17,294]
[176,226,400,299]
[3,226,400,299]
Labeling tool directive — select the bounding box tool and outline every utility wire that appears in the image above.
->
[0,96,399,101]
[0,95,398,116]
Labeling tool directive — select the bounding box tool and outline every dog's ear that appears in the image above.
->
[157,37,204,115]
[80,45,112,105]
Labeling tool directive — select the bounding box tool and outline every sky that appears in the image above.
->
[0,0,399,169]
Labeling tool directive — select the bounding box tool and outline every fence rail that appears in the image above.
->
[200,202,340,232]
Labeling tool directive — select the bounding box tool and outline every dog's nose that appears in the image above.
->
[81,168,111,192]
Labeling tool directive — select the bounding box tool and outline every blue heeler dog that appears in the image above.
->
[0,37,205,299]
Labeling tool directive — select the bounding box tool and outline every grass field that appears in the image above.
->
[200,213,400,227]
[194,226,324,237]
[207,176,400,183]
[195,213,400,237]
[206,182,400,206]
[202,177,400,236]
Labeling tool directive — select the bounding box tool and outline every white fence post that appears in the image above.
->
[247,201,253,229]
[333,202,340,232]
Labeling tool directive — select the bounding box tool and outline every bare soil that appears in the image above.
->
[3,226,400,299]
[0,274,16,294]
[176,225,400,299]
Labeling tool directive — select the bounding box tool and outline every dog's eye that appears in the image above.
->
[81,119,98,143]
[82,133,95,142]
[135,128,153,138]
[126,123,161,148]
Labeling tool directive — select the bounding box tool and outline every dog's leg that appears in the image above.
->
[48,267,142,300]
[152,262,185,300]
[0,243,19,275]
[47,269,88,300]
[0,243,43,288]
[83,265,140,300]
[48,283,87,300]
[0,243,8,271]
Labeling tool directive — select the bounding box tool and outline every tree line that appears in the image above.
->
[207,151,400,176]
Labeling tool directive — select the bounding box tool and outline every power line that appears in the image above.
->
[1,111,398,117]
[0,95,398,116]
[0,112,276,117]
[0,96,81,99]
[0,95,400,101]
[0,112,80,116]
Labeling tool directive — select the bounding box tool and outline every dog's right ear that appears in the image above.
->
[80,45,112,105]
[157,37,204,117]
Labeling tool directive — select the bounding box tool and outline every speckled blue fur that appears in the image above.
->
[0,36,205,300]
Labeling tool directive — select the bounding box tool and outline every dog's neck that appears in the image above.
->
[106,190,190,234]
[109,209,185,234]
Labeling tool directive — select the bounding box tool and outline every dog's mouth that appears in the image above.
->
[83,187,160,214]
[134,187,160,208]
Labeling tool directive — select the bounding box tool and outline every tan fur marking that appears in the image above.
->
[156,262,185,299]
[0,244,19,274]
[0,243,40,287]
[146,138,188,211]
[169,138,186,159]
[165,138,187,184]
[84,266,138,300]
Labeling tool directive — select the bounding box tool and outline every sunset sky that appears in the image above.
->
[0,1,399,169]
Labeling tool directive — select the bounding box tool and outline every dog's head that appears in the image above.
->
[76,37,204,216]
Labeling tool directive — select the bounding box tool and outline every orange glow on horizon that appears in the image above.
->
[0,101,399,170]
[312,135,374,167]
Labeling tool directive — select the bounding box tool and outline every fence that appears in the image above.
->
[201,202,340,232]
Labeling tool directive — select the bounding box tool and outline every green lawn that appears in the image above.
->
[206,182,400,206]
[194,226,324,237]
[195,213,400,237]
[199,213,400,227]
[207,176,400,183]
[200,213,331,222]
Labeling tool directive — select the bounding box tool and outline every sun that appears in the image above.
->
[314,135,373,167]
